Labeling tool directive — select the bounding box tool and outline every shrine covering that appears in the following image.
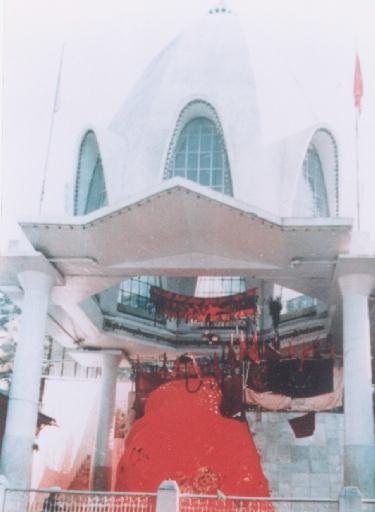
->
[116,378,272,501]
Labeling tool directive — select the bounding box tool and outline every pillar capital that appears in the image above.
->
[338,273,375,297]
[99,350,123,370]
[70,349,123,370]
[17,270,55,295]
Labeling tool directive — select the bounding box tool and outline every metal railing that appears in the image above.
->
[3,486,372,512]
[3,489,157,512]
[363,500,375,512]
[180,495,338,512]
[42,361,101,380]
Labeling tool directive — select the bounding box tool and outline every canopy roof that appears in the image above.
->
[16,178,353,304]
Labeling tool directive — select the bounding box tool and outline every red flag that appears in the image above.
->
[174,357,180,377]
[213,352,221,380]
[264,344,281,361]
[135,355,142,377]
[299,345,314,371]
[159,352,169,379]
[288,341,295,358]
[353,53,364,113]
[227,335,237,368]
[248,332,260,364]
[239,330,247,363]
[221,343,226,363]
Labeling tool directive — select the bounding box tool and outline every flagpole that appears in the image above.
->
[355,109,360,231]
[38,43,65,215]
[353,52,363,232]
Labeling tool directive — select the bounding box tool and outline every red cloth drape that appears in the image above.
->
[115,378,272,499]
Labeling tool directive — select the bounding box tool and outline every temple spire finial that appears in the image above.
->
[209,0,231,14]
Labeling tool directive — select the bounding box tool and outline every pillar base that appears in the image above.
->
[344,445,375,497]
[156,481,180,512]
[339,487,362,512]
[0,432,36,488]
[92,465,112,491]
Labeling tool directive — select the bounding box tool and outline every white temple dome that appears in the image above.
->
[110,9,263,206]
[68,5,340,222]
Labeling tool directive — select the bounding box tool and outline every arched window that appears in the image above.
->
[169,117,232,195]
[74,131,108,215]
[293,144,330,217]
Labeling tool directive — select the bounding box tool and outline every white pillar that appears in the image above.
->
[0,475,8,512]
[91,350,122,491]
[339,487,363,512]
[0,271,54,488]
[156,481,180,512]
[339,273,375,496]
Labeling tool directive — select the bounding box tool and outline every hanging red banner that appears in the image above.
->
[150,286,258,322]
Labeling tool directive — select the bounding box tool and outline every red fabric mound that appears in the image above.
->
[115,378,272,499]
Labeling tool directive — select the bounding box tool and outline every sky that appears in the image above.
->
[1,0,375,251]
